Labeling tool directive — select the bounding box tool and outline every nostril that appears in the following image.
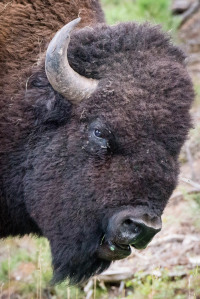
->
[122,219,142,236]
[123,219,133,226]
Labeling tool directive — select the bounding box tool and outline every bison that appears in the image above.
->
[0,0,194,285]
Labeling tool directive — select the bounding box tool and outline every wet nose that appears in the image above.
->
[117,218,144,245]
[107,209,162,249]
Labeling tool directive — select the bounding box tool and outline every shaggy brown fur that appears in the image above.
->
[0,0,104,95]
[0,0,194,286]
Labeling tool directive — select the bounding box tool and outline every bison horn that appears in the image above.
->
[45,18,98,104]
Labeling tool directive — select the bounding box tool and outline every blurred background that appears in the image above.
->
[0,0,200,298]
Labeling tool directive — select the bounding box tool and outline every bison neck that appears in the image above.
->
[0,147,42,238]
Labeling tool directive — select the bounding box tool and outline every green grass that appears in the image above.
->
[0,237,200,298]
[125,268,200,299]
[101,0,180,32]
[0,238,83,298]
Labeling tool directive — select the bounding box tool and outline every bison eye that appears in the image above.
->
[94,129,103,138]
[88,120,117,153]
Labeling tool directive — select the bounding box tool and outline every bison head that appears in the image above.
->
[22,19,194,284]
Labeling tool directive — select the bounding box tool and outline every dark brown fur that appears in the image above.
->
[0,1,194,285]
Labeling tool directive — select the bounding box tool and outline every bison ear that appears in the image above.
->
[34,91,72,126]
[28,73,72,126]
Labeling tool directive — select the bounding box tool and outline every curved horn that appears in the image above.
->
[45,18,98,104]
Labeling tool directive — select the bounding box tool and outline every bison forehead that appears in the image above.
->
[75,68,192,156]
[68,22,185,80]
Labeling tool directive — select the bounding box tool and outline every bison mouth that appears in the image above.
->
[96,236,150,261]
[97,233,156,260]
[97,239,132,260]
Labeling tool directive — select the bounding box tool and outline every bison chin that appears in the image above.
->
[49,236,111,285]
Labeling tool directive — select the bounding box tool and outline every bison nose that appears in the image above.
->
[107,209,162,249]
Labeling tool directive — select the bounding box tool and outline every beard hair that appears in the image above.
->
[50,229,111,285]
[52,254,110,285]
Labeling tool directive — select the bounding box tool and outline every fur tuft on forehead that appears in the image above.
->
[68,22,186,80]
